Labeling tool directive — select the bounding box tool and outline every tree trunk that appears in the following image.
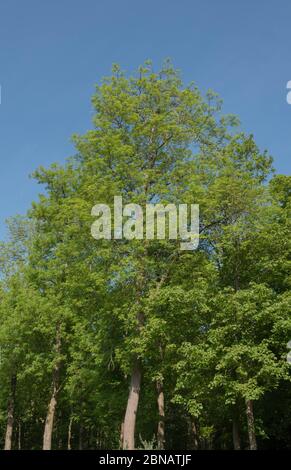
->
[191,419,199,450]
[4,374,17,450]
[122,361,142,450]
[246,399,257,450]
[43,395,57,450]
[78,421,83,450]
[18,421,21,450]
[67,416,73,450]
[156,380,165,449]
[232,416,241,450]
[43,327,61,450]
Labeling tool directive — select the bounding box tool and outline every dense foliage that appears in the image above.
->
[0,62,290,450]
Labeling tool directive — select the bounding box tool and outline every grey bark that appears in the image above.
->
[246,399,257,450]
[43,327,61,450]
[4,374,17,450]
[122,361,142,450]
[156,380,165,449]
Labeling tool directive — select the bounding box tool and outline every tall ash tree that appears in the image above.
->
[69,60,240,449]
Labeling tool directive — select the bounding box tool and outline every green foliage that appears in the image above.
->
[0,61,290,449]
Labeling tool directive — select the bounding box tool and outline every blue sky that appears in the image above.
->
[0,0,290,238]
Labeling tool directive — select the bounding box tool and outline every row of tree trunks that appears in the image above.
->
[65,399,256,451]
[122,368,166,450]
[2,324,255,451]
[2,379,257,451]
[231,400,257,450]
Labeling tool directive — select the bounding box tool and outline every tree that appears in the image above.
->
[0,61,290,450]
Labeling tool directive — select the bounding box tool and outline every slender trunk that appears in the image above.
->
[246,399,257,450]
[58,435,63,450]
[232,416,241,450]
[67,416,73,450]
[43,395,57,450]
[78,422,83,450]
[43,327,61,450]
[122,303,144,450]
[156,380,165,449]
[191,419,199,450]
[122,361,142,450]
[4,374,17,450]
[89,426,93,449]
[18,421,21,450]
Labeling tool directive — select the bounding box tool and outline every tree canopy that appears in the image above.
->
[0,61,290,450]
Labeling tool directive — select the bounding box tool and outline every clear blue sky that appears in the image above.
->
[0,0,290,238]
